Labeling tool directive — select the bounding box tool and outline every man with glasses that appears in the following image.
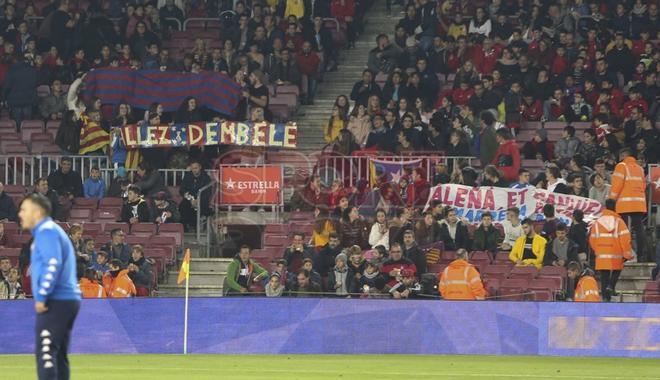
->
[101,228,131,268]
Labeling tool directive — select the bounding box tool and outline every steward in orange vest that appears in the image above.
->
[567,261,600,302]
[102,259,137,298]
[79,269,107,298]
[588,199,632,301]
[439,249,486,300]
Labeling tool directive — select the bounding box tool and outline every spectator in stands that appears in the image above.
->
[478,111,499,167]
[350,69,381,107]
[414,211,440,247]
[224,245,268,296]
[295,41,320,105]
[316,232,342,278]
[381,242,416,288]
[367,34,402,75]
[102,259,137,298]
[327,251,350,297]
[346,246,365,291]
[55,110,82,154]
[509,218,547,270]
[387,268,422,299]
[301,258,322,287]
[244,70,269,120]
[0,267,25,299]
[359,259,384,296]
[339,206,368,248]
[554,126,580,164]
[83,166,105,200]
[491,129,520,183]
[127,244,153,296]
[290,269,321,297]
[2,54,37,130]
[152,191,180,224]
[290,175,327,212]
[33,177,61,220]
[541,204,558,240]
[544,223,578,268]
[134,161,167,198]
[265,273,285,297]
[102,229,131,267]
[522,129,551,161]
[472,212,501,254]
[324,106,347,144]
[179,160,212,232]
[347,104,371,147]
[482,165,507,188]
[402,230,426,277]
[438,207,469,251]
[510,169,532,189]
[439,248,486,300]
[408,168,430,209]
[568,174,588,198]
[545,165,569,194]
[311,207,336,248]
[39,79,66,121]
[501,207,523,251]
[80,237,96,269]
[79,268,106,299]
[0,224,6,247]
[47,157,83,199]
[272,48,301,88]
[0,182,18,222]
[90,251,110,278]
[120,185,151,225]
[0,256,10,282]
[283,232,315,274]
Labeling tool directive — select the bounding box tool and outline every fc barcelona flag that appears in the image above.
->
[651,167,660,204]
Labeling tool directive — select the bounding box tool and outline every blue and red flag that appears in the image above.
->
[369,158,422,187]
[83,68,243,116]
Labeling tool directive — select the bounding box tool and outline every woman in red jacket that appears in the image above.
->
[491,128,521,183]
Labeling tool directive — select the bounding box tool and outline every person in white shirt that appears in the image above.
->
[369,208,390,250]
[500,207,523,251]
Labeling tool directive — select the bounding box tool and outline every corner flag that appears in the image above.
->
[177,249,191,284]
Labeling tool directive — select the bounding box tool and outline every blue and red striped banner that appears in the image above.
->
[83,68,243,116]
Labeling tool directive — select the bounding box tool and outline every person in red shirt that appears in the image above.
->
[521,92,542,121]
[583,78,600,108]
[621,87,648,119]
[452,81,474,106]
[407,168,430,209]
[330,0,356,47]
[543,88,567,121]
[295,41,321,105]
[551,46,568,77]
[474,37,500,74]
[631,29,651,58]
[491,129,521,182]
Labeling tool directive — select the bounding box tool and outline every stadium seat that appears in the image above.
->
[20,121,45,143]
[1,221,20,235]
[265,224,288,235]
[498,278,530,301]
[130,223,157,236]
[95,208,120,222]
[125,235,147,246]
[263,235,289,248]
[0,119,17,132]
[428,263,447,275]
[99,197,124,208]
[539,266,567,278]
[69,208,93,222]
[528,277,564,301]
[439,250,457,264]
[481,265,511,280]
[103,222,130,234]
[251,247,282,261]
[493,251,512,265]
[73,197,99,209]
[7,233,32,248]
[483,277,500,298]
[508,266,538,280]
[80,222,103,234]
[470,251,493,264]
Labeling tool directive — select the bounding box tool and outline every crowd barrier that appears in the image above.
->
[1,298,659,357]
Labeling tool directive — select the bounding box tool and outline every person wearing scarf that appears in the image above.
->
[328,252,350,297]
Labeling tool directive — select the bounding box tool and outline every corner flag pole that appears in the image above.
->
[178,249,191,355]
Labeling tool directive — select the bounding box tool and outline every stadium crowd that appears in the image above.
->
[0,0,657,301]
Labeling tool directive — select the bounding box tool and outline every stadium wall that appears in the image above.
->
[2,299,659,357]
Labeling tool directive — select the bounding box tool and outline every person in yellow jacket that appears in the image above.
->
[567,261,601,302]
[608,148,648,261]
[589,199,633,302]
[284,0,305,18]
[439,249,486,300]
[509,218,547,269]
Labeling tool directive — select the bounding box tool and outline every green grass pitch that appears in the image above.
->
[1,354,657,379]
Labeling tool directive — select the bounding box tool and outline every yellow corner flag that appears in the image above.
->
[177,249,191,284]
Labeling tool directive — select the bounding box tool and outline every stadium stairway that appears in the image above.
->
[615,262,656,303]
[156,257,231,297]
[294,1,393,152]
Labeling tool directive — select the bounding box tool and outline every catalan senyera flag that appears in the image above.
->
[177,249,191,285]
[369,158,423,187]
[78,115,110,155]
[125,148,142,169]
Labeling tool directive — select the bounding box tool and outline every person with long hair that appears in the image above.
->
[324,106,347,144]
[175,96,203,123]
[55,110,82,154]
[334,94,351,119]
[347,104,371,147]
[311,207,337,248]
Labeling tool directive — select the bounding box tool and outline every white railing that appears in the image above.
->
[0,155,108,187]
[315,154,475,187]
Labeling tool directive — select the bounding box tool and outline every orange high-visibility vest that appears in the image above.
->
[609,156,647,214]
[439,259,486,300]
[589,209,633,271]
[79,278,107,298]
[102,270,137,298]
[575,275,601,302]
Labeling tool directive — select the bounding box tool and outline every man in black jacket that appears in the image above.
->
[152,191,180,224]
[315,233,343,277]
[179,161,212,230]
[47,157,83,199]
[282,232,316,273]
[33,177,61,220]
[402,230,427,278]
[120,185,151,225]
[350,69,381,106]
[438,207,470,250]
[0,182,17,222]
[127,244,153,291]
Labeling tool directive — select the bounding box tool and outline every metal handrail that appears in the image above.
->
[164,17,183,31]
[196,181,216,244]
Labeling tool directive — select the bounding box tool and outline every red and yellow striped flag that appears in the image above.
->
[177,249,191,284]
[78,115,110,155]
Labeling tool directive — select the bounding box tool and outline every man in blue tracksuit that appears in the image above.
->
[19,193,81,380]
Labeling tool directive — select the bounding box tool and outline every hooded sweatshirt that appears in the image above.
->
[491,139,521,182]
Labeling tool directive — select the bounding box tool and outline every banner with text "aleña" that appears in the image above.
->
[219,166,283,205]
[121,121,298,149]
[425,184,603,225]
